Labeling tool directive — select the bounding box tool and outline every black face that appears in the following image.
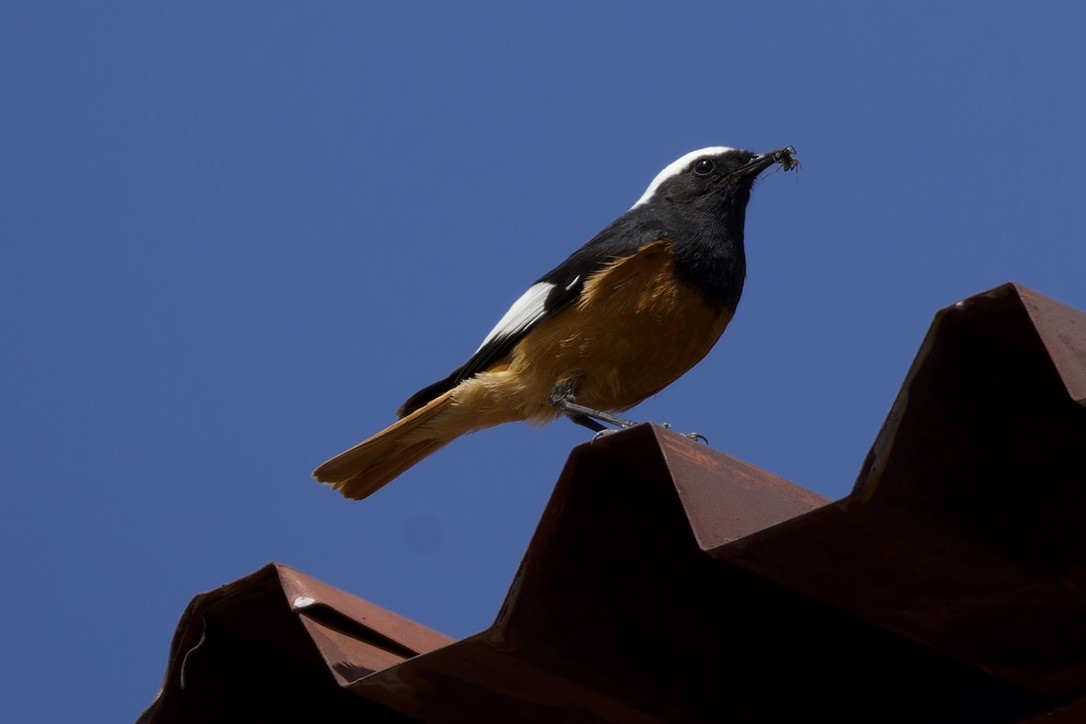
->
[655,149,763,207]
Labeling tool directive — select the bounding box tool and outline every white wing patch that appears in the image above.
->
[475,281,554,352]
[630,146,736,210]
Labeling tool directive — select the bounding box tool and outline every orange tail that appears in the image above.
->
[313,391,465,500]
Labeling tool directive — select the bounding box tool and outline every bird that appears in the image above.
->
[313,145,798,499]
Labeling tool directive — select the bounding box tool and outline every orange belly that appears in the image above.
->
[450,240,734,426]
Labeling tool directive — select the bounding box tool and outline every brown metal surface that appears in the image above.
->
[139,564,450,723]
[1018,694,1086,723]
[144,282,1086,722]
[1016,284,1086,405]
[716,282,1086,699]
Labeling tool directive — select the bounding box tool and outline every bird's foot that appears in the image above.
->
[591,428,619,443]
[661,422,709,444]
[551,384,638,434]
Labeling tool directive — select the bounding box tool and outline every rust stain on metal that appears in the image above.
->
[655,427,830,548]
[1015,283,1086,404]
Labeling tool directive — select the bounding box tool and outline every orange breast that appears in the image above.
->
[495,239,734,417]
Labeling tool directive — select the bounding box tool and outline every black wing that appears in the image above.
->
[396,216,668,417]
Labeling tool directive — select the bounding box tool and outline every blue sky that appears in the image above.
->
[3,3,1085,721]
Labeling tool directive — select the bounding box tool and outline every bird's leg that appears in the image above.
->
[549,382,638,433]
[567,413,607,433]
[548,382,707,444]
[560,400,638,430]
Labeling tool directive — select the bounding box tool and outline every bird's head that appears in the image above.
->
[631,146,797,213]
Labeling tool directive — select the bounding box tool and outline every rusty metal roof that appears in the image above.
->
[141,282,1086,723]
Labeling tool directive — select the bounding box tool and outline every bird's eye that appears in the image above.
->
[693,158,715,176]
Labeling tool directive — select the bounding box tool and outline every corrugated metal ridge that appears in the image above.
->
[142,282,1086,722]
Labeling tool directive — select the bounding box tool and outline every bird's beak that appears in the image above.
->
[736,146,799,177]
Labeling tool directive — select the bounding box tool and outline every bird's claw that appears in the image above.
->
[661,423,708,444]
[592,429,618,443]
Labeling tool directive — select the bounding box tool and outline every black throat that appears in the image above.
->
[654,184,752,312]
